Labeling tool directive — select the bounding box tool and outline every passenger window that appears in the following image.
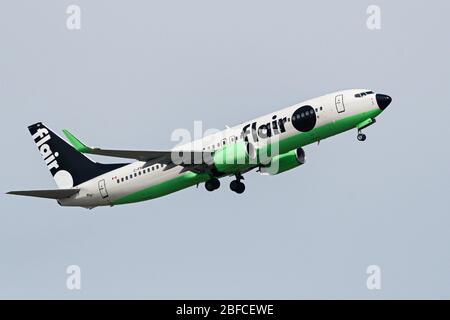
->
[125,176,128,181]
[117,180,120,184]
[138,171,141,176]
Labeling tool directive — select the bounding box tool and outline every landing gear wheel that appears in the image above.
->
[235,182,245,194]
[230,180,245,194]
[205,178,220,191]
[357,133,366,141]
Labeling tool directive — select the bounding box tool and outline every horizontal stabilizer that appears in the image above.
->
[7,189,79,199]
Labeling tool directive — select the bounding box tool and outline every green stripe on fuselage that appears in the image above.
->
[111,171,210,205]
[277,108,382,154]
[112,108,382,205]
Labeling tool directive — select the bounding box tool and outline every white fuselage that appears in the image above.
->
[59,89,379,208]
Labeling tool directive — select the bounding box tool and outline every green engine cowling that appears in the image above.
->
[259,148,305,175]
[213,141,255,174]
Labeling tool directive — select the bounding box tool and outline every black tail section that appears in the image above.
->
[28,122,128,188]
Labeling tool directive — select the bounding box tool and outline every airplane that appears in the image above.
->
[7,89,392,209]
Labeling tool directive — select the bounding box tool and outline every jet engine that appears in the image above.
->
[259,148,305,175]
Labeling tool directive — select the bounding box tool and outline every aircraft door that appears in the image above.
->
[98,179,109,199]
[335,94,345,113]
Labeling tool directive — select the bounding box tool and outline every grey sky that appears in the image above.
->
[1,0,449,299]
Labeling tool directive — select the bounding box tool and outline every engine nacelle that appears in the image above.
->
[259,148,305,175]
[213,141,256,174]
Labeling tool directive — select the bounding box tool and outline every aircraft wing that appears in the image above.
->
[62,129,213,166]
[7,189,80,199]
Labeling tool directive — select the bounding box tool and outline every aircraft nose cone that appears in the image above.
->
[376,94,392,110]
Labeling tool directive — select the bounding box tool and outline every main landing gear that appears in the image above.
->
[230,173,245,194]
[204,173,246,194]
[205,178,220,192]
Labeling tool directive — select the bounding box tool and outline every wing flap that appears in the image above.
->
[62,129,213,165]
[7,189,80,199]
[85,148,171,162]
[63,129,167,161]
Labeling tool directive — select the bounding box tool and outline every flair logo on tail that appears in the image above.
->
[32,127,60,172]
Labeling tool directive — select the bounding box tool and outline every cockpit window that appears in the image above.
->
[355,91,374,98]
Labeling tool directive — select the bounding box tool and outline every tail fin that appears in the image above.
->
[28,122,128,188]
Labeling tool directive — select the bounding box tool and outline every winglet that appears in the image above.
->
[62,129,91,153]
